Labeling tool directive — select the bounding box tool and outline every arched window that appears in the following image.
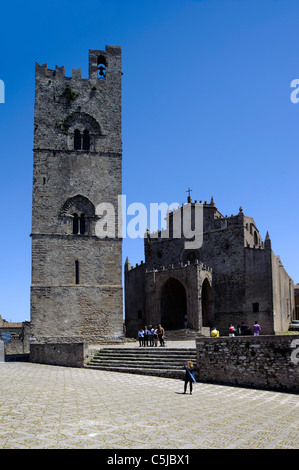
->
[61,195,95,236]
[73,213,79,234]
[82,129,90,151]
[97,55,107,80]
[73,213,86,235]
[74,129,81,150]
[64,112,101,151]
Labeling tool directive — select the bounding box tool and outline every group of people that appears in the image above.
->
[138,325,165,347]
[229,321,261,337]
[210,321,262,337]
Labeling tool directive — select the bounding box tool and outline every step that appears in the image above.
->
[91,359,196,369]
[90,351,196,362]
[95,347,196,354]
[85,346,197,379]
[96,354,196,361]
[95,354,196,360]
[85,364,187,379]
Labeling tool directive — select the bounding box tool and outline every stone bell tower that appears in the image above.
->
[30,46,123,344]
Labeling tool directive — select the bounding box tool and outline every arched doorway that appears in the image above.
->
[160,278,187,330]
[202,278,213,327]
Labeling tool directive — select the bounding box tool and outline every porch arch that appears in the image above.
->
[160,277,187,330]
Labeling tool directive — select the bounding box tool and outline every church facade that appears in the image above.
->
[29,46,295,345]
[125,196,295,337]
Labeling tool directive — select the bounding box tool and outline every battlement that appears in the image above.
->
[145,259,212,274]
[126,258,212,274]
[35,62,82,79]
[35,45,121,81]
[33,46,122,154]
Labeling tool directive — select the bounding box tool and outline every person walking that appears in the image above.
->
[183,360,196,395]
[253,321,261,336]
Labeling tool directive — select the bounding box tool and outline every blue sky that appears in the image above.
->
[0,0,298,322]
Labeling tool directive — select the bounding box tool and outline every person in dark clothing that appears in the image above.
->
[184,360,196,395]
[144,326,149,346]
[138,328,144,347]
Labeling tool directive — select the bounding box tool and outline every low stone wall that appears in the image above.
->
[1,322,31,359]
[196,335,299,394]
[30,343,89,368]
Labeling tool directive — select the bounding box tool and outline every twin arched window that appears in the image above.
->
[73,213,86,235]
[74,129,90,150]
[61,195,95,237]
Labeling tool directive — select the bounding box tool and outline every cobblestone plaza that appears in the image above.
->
[1,343,299,450]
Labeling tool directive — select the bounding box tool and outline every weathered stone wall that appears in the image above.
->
[271,252,295,333]
[196,335,299,393]
[1,322,31,357]
[30,343,89,367]
[31,237,122,286]
[124,262,146,337]
[31,46,123,345]
[243,246,274,334]
[31,285,123,343]
[201,217,246,334]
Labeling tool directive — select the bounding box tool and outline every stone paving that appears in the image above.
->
[0,340,299,449]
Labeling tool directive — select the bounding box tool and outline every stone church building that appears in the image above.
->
[30,45,294,346]
[30,47,124,344]
[125,196,295,337]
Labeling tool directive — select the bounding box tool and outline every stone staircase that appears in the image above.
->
[85,347,197,379]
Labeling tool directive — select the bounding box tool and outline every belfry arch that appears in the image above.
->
[160,278,187,330]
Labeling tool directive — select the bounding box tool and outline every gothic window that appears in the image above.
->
[74,129,81,150]
[82,129,90,150]
[97,55,107,80]
[73,213,79,234]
